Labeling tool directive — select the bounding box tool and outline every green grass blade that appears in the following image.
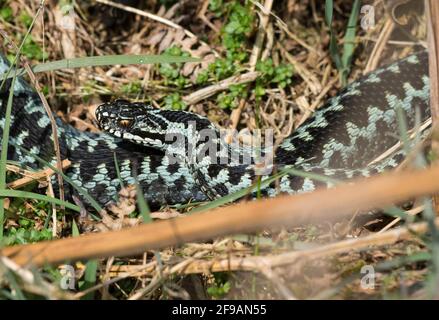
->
[1,268,26,300]
[136,182,151,223]
[113,153,125,190]
[0,189,80,212]
[0,3,43,90]
[11,143,103,212]
[340,0,361,84]
[0,71,17,240]
[395,103,412,157]
[324,0,333,27]
[81,259,98,300]
[72,219,80,237]
[376,251,431,272]
[325,0,342,71]
[341,0,361,76]
[0,55,200,80]
[283,167,340,185]
[325,0,360,85]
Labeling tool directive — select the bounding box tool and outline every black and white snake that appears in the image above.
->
[0,51,431,210]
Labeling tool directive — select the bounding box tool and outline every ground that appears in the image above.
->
[0,0,436,300]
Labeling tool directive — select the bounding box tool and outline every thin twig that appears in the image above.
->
[378,205,424,233]
[7,159,71,190]
[183,71,260,105]
[249,0,273,69]
[0,28,66,205]
[363,18,395,74]
[197,0,219,33]
[106,217,436,277]
[278,44,322,95]
[95,0,217,57]
[23,64,66,204]
[4,164,439,267]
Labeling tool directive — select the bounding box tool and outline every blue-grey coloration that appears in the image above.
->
[96,51,430,200]
[0,54,207,209]
[0,51,431,208]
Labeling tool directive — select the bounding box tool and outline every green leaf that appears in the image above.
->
[341,0,361,81]
[0,6,13,21]
[0,70,17,240]
[81,260,98,300]
[72,219,80,237]
[224,20,241,34]
[136,182,151,223]
[324,0,333,26]
[0,189,80,212]
[0,54,200,80]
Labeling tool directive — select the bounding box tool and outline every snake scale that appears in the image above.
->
[0,51,431,210]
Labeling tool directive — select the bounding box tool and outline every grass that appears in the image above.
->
[0,54,200,81]
[0,0,436,300]
[11,143,103,213]
[0,70,17,239]
[0,0,44,91]
[325,0,361,86]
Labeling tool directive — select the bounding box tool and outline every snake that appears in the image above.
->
[0,51,431,210]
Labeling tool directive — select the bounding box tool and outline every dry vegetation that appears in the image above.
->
[0,0,437,300]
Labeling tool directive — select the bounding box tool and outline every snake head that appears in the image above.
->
[96,99,221,161]
[95,99,171,150]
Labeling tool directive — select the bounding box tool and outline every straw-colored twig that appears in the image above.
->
[182,71,260,105]
[4,164,439,267]
[6,159,71,189]
[249,0,273,69]
[106,217,437,277]
[278,44,322,95]
[363,18,395,74]
[95,0,216,57]
[426,0,439,217]
[378,205,424,233]
[297,77,338,127]
[197,0,219,33]
[0,12,66,205]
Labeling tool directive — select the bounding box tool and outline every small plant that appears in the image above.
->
[0,6,13,22]
[4,226,52,245]
[201,1,254,85]
[253,59,294,100]
[159,46,190,88]
[20,35,48,61]
[163,92,187,110]
[121,80,142,96]
[325,0,361,85]
[221,2,254,54]
[272,64,294,88]
[207,273,231,299]
[216,83,248,109]
[195,69,209,85]
[19,12,33,28]
[209,0,224,17]
[208,57,236,81]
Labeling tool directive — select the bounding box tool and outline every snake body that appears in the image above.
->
[0,51,431,209]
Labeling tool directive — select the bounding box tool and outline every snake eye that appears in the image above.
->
[118,119,133,129]
[98,117,110,128]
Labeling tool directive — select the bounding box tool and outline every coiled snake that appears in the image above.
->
[0,51,431,209]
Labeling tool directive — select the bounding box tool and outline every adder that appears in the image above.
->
[0,51,430,209]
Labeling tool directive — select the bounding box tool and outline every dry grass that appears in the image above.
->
[0,0,435,300]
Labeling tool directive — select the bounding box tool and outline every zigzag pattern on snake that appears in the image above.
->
[0,51,431,209]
